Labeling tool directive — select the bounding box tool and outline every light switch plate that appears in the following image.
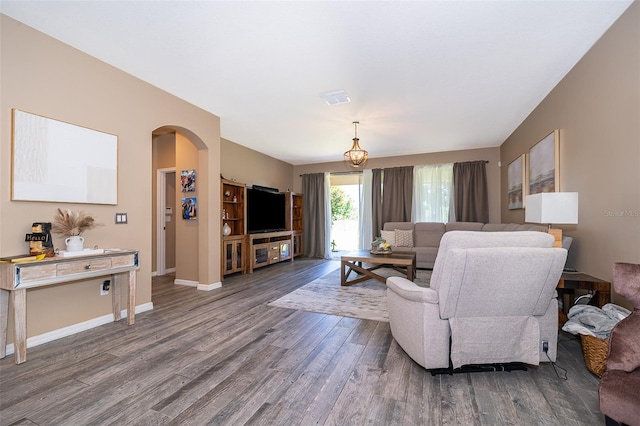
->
[115,213,128,224]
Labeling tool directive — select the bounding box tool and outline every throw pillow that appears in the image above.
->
[380,230,396,246]
[395,229,414,247]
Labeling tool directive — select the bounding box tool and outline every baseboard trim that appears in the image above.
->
[174,279,199,287]
[4,302,154,356]
[197,281,222,291]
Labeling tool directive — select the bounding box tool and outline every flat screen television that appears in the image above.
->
[247,188,286,233]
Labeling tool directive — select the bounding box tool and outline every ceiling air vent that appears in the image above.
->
[319,90,351,106]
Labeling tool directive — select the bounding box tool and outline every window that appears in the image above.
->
[412,163,453,223]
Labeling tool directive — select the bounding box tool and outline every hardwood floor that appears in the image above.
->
[0,258,603,425]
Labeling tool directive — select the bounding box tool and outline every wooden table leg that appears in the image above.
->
[0,289,8,359]
[127,270,136,325]
[12,289,27,364]
[112,274,122,322]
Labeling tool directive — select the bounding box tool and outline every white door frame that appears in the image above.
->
[156,167,176,276]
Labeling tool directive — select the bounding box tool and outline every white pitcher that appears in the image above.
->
[65,235,84,252]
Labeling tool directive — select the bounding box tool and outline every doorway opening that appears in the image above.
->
[329,173,362,257]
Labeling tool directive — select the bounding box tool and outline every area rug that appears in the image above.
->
[268,267,431,322]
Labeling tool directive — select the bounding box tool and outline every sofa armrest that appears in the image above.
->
[386,276,438,304]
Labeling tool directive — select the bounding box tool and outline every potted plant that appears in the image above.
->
[51,208,100,252]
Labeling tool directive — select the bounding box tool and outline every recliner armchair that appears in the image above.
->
[598,262,640,426]
[386,230,566,370]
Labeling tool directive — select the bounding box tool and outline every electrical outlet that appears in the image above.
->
[541,341,549,353]
[100,280,110,296]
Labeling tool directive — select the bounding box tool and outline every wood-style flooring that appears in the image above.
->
[0,258,604,425]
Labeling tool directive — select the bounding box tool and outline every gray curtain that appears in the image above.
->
[382,166,414,224]
[371,168,383,239]
[302,173,327,258]
[453,161,489,223]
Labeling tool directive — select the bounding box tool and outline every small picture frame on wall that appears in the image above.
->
[507,154,526,210]
[528,130,559,195]
[181,197,197,220]
[181,169,196,192]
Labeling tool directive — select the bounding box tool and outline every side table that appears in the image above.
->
[557,272,611,323]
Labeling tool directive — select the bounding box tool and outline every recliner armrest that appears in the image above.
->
[386,277,438,303]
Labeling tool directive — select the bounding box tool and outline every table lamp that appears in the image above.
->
[525,192,579,248]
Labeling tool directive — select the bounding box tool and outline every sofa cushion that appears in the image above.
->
[395,229,414,247]
[380,230,396,246]
[445,222,484,232]
[383,222,414,231]
[482,223,520,231]
[414,222,445,247]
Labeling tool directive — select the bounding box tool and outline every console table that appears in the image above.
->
[0,249,139,364]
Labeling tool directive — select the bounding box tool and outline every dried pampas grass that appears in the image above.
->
[52,208,101,237]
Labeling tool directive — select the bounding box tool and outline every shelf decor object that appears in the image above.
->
[525,192,578,248]
[51,208,101,252]
[370,237,392,254]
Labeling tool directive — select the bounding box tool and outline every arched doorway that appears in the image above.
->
[152,126,221,290]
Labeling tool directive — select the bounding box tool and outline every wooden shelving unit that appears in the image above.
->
[221,179,246,237]
[286,192,304,258]
[221,179,247,277]
[221,182,303,276]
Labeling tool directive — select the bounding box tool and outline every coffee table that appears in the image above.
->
[340,249,416,287]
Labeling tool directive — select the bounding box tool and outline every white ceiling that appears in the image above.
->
[1,1,633,165]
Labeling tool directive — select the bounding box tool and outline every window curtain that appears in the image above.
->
[359,169,373,249]
[371,168,383,239]
[452,161,489,223]
[302,172,330,258]
[323,172,332,258]
[412,163,454,223]
[382,166,414,224]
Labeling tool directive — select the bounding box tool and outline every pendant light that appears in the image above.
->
[344,121,368,168]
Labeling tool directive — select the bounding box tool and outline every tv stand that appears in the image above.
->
[249,231,293,272]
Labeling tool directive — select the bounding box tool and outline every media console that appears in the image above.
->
[221,178,303,278]
[249,231,293,271]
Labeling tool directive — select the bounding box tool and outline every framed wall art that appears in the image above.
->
[181,197,197,220]
[11,109,118,204]
[181,169,196,192]
[507,154,526,209]
[528,130,559,195]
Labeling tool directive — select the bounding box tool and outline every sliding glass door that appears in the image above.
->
[329,173,362,254]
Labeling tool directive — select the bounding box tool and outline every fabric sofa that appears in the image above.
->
[382,221,547,269]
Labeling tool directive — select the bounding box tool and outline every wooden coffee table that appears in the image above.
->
[340,250,416,287]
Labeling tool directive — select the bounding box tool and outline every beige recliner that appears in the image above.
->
[386,231,566,370]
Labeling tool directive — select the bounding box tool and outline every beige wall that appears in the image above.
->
[0,15,221,343]
[175,133,200,282]
[500,3,640,307]
[151,133,177,273]
[293,146,502,223]
[221,138,294,191]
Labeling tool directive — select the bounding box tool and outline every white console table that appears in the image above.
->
[0,249,139,364]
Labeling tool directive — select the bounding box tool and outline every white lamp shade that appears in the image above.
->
[525,192,579,225]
